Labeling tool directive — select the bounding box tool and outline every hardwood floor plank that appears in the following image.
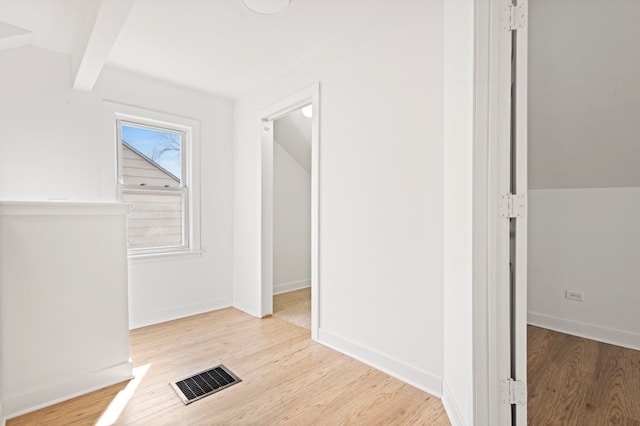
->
[8,308,447,425]
[528,325,640,426]
[272,287,311,330]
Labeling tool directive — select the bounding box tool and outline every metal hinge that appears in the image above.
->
[500,379,527,405]
[498,193,526,218]
[502,4,527,31]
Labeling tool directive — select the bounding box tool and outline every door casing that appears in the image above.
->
[259,83,320,341]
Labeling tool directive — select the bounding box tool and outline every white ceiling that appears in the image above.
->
[0,0,390,99]
[0,0,90,54]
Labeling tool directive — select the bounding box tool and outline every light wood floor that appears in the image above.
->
[8,308,449,425]
[528,325,640,425]
[273,287,311,330]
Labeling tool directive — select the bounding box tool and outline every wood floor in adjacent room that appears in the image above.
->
[273,287,311,331]
[8,308,449,426]
[528,325,640,425]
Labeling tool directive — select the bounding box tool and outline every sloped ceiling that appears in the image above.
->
[0,0,89,54]
[0,0,391,99]
[274,107,311,173]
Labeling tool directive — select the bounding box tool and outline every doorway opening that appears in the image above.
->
[259,83,320,340]
[271,104,312,331]
[526,0,640,424]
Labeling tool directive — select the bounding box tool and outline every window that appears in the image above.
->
[106,104,201,258]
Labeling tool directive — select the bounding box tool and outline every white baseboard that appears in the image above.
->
[318,328,442,398]
[528,312,640,351]
[442,381,466,426]
[273,279,310,295]
[3,361,133,421]
[130,297,232,329]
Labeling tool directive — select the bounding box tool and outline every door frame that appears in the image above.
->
[259,83,320,341]
[473,0,528,424]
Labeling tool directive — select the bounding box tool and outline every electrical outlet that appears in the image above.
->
[565,290,584,302]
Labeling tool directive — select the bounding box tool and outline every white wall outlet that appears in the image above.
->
[565,290,584,302]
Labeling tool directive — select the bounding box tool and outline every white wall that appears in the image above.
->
[528,189,640,349]
[0,46,234,329]
[528,0,640,350]
[233,1,444,395]
[273,141,311,294]
[529,0,640,190]
[443,0,475,423]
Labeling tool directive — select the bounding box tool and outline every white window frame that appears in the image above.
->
[102,102,201,261]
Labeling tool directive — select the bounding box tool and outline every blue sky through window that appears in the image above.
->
[122,124,182,178]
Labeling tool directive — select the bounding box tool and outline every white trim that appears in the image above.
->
[472,0,492,424]
[127,249,203,264]
[0,201,129,216]
[2,361,132,421]
[318,329,442,398]
[273,279,311,295]
[528,312,640,351]
[102,101,202,258]
[0,399,5,426]
[129,297,232,329]
[442,381,467,426]
[259,83,320,341]
[473,0,510,424]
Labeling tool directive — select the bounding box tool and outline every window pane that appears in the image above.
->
[121,124,182,187]
[122,190,184,250]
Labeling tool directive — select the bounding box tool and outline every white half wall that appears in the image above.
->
[273,141,311,294]
[233,0,444,389]
[0,202,132,419]
[443,0,475,422]
[528,188,640,350]
[0,46,234,329]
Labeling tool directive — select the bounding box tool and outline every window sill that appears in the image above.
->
[127,249,203,264]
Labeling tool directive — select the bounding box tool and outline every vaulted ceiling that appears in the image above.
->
[0,0,391,98]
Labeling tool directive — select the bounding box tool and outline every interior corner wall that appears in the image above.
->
[0,46,234,329]
[442,0,475,424]
[233,0,445,395]
[273,141,311,294]
[528,0,640,349]
[528,188,640,349]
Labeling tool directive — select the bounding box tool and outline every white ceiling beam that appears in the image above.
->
[72,0,136,91]
[0,21,33,51]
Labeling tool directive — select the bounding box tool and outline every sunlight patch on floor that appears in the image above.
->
[96,364,151,426]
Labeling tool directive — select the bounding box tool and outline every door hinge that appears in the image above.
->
[502,4,527,31]
[500,379,527,405]
[499,193,526,218]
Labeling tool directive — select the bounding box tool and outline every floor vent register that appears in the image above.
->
[170,364,242,405]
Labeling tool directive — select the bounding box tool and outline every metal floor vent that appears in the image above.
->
[170,364,242,405]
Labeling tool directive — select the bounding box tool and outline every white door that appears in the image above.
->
[497,0,528,424]
[511,0,528,423]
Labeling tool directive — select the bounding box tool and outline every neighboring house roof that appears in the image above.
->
[122,140,180,183]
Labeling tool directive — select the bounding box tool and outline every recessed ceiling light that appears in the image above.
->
[301,104,312,118]
[242,0,290,15]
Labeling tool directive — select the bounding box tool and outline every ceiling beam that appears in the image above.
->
[0,21,33,51]
[72,0,135,91]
